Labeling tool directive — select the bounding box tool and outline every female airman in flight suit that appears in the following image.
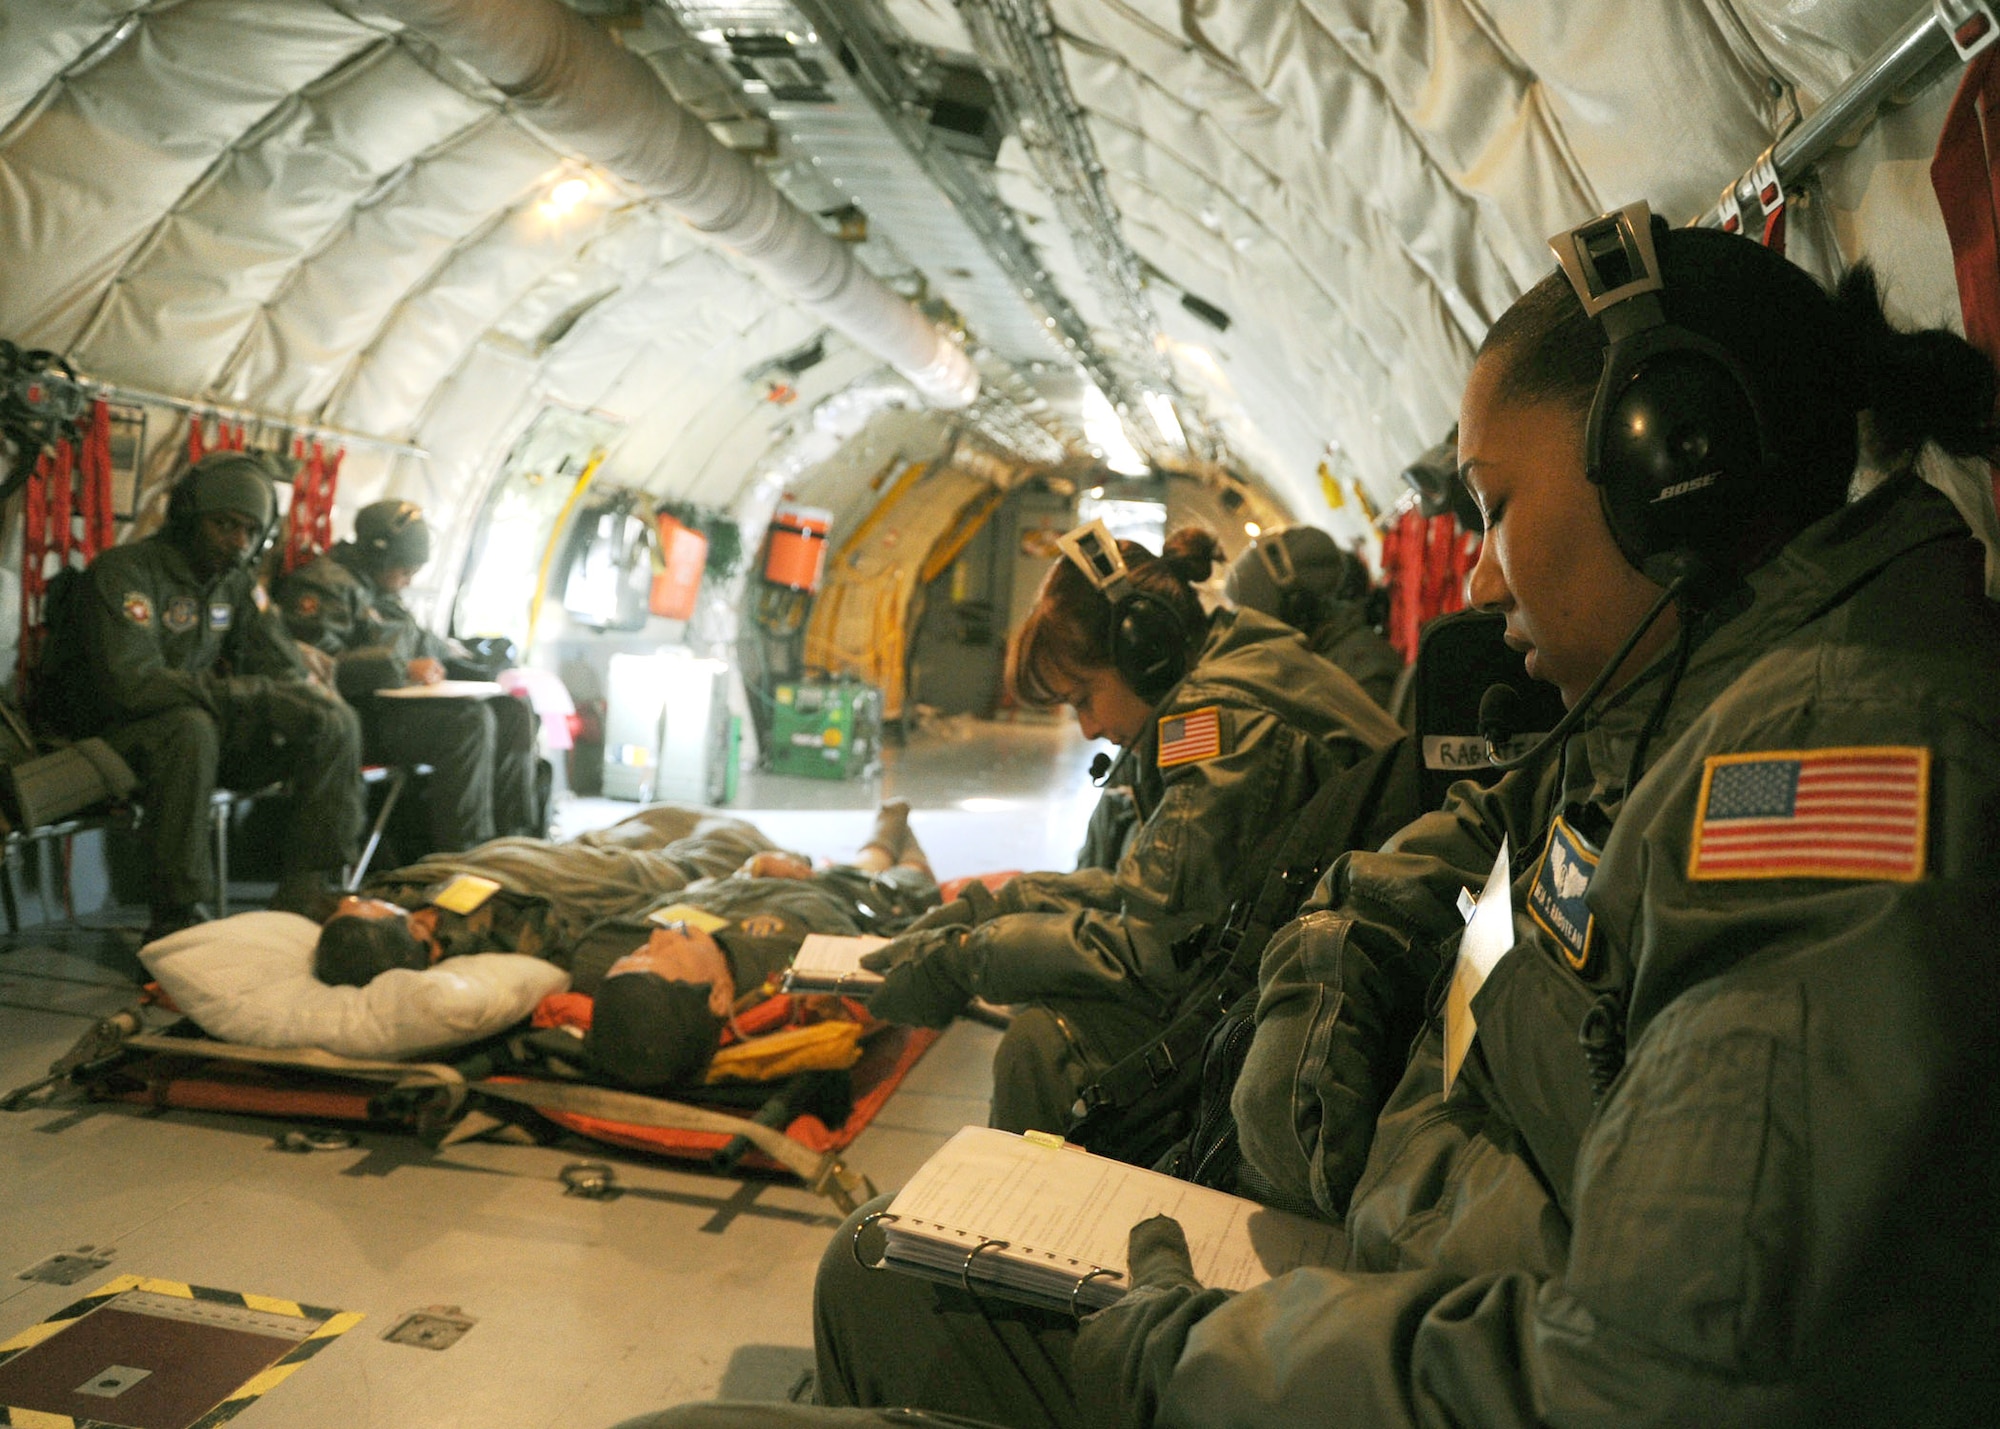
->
[858,527,1402,1136]
[615,215,2000,1429]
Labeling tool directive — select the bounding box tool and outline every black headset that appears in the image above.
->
[1551,201,1777,598]
[358,499,427,560]
[165,453,283,563]
[1056,520,1194,705]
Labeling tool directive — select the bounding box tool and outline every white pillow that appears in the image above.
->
[140,911,569,1060]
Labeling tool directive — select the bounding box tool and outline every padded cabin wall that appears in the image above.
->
[916,0,1980,535]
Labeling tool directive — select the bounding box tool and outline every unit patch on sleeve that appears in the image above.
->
[1527,815,1599,973]
[163,595,199,633]
[293,593,320,619]
[1688,746,1930,883]
[122,591,152,625]
[1156,706,1223,769]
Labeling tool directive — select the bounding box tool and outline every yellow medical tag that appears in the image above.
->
[431,874,502,915]
[647,903,731,935]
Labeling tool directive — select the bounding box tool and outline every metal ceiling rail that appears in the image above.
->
[92,380,431,460]
[1696,3,1966,228]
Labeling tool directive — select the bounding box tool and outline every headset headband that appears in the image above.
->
[1549,201,1666,333]
[1056,520,1134,602]
[1252,533,1298,592]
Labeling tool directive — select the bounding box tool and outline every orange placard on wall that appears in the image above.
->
[650,514,709,621]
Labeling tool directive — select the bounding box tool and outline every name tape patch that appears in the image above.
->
[648,903,730,935]
[209,601,233,630]
[1527,815,1599,973]
[1157,706,1222,769]
[431,873,502,915]
[1688,746,1929,883]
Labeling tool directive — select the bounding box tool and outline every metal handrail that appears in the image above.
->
[1695,5,1960,227]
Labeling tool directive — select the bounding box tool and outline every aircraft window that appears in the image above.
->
[452,408,620,650]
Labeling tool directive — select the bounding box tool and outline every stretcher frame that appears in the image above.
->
[5,1008,905,1214]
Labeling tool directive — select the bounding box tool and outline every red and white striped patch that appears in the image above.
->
[1157,706,1223,768]
[1688,746,1929,883]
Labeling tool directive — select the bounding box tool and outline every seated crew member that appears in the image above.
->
[858,527,1402,1136]
[1224,525,1402,710]
[620,211,2000,1429]
[317,803,941,1088]
[276,499,540,852]
[36,452,363,940]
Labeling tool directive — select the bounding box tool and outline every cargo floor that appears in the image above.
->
[0,718,1101,1428]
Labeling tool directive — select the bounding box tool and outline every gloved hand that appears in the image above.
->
[860,926,975,1027]
[902,877,1001,935]
[1073,1215,1219,1429]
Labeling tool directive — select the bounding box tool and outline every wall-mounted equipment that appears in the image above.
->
[765,679,880,781]
[602,649,731,803]
[650,513,709,622]
[763,502,832,592]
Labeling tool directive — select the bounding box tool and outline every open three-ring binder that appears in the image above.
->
[781,933,891,995]
[865,1127,1344,1315]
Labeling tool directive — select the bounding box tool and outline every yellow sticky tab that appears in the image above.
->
[432,874,502,915]
[1022,1129,1067,1149]
[648,903,730,935]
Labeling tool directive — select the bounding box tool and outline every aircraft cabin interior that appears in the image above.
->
[0,2,1994,1427]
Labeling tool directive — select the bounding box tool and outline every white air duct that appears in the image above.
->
[369,0,978,409]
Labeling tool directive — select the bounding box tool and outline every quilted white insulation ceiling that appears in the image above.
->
[0,0,1974,551]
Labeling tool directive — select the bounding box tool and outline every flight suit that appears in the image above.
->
[278,542,539,851]
[868,607,1404,1135]
[616,473,2000,1429]
[568,860,942,996]
[1301,600,1402,714]
[40,533,362,913]
[360,804,775,985]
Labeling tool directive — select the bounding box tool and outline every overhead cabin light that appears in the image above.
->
[1081,383,1148,477]
[1142,392,1186,449]
[538,176,593,223]
[1244,521,1261,538]
[695,28,726,43]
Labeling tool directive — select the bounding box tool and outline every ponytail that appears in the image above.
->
[1837,264,1999,463]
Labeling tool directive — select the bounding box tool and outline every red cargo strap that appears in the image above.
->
[1933,47,2000,516]
[80,398,114,556]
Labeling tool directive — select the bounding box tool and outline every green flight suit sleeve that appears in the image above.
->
[1232,765,1552,1219]
[959,707,1337,1013]
[80,557,212,720]
[276,559,406,698]
[219,575,309,681]
[1076,702,2000,1429]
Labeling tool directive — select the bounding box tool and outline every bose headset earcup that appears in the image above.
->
[1110,592,1191,705]
[1550,202,1775,599]
[1593,340,1768,585]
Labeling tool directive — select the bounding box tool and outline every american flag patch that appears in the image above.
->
[1688,746,1930,883]
[1157,706,1223,768]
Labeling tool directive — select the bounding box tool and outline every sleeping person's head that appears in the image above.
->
[584,925,734,1090]
[314,897,440,986]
